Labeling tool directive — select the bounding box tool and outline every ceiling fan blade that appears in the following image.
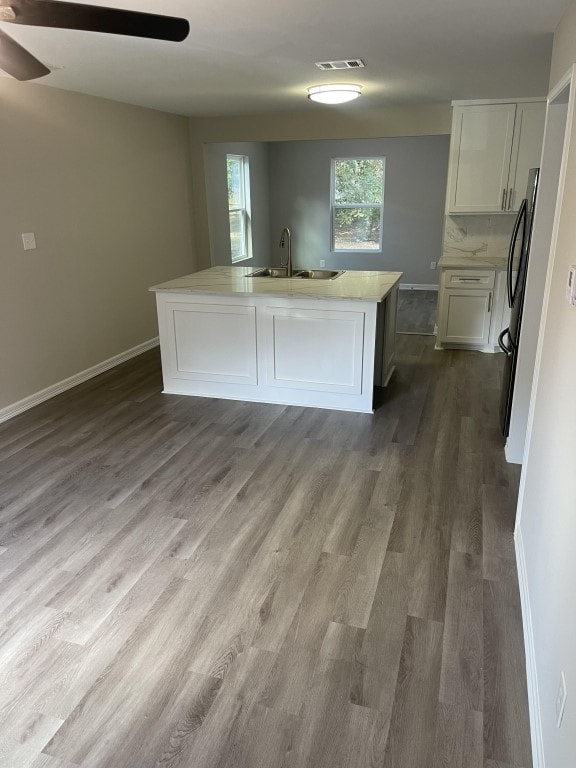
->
[2,0,190,42]
[0,27,49,79]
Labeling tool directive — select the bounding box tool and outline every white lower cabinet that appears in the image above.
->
[438,288,493,345]
[156,290,398,413]
[436,267,510,352]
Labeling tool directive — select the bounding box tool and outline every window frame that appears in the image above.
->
[226,154,252,263]
[330,156,385,253]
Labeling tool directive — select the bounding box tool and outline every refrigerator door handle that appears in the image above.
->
[507,198,527,307]
[498,328,513,355]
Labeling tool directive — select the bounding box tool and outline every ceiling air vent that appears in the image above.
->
[315,59,365,70]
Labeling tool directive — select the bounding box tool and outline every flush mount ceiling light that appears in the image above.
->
[307,83,362,104]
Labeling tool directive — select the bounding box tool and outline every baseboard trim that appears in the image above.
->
[515,526,545,768]
[0,337,159,425]
[399,283,439,291]
[396,331,435,337]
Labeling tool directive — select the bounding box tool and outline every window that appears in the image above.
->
[331,157,385,251]
[226,154,252,262]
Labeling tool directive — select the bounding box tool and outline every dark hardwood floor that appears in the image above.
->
[0,335,531,768]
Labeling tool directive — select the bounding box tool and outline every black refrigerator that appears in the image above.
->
[499,167,540,437]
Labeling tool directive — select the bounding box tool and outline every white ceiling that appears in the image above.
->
[0,0,570,116]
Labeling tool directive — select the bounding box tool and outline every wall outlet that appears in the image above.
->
[320,259,326,268]
[21,232,36,251]
[556,672,567,728]
[430,261,437,270]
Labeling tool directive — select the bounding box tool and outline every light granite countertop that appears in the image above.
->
[438,254,508,270]
[150,266,403,303]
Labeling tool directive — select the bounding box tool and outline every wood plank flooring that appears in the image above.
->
[0,335,532,768]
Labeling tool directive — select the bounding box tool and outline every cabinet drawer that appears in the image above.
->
[442,269,495,290]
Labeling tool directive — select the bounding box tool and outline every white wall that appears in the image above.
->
[549,0,576,87]
[0,78,195,413]
[203,142,271,267]
[516,3,576,765]
[506,96,568,463]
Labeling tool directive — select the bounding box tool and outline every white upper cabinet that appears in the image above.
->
[448,104,516,213]
[447,100,545,214]
[507,102,547,210]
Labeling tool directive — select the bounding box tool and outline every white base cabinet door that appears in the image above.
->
[437,288,493,346]
[259,306,365,395]
[163,301,258,385]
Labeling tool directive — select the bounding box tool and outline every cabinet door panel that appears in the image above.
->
[448,104,516,213]
[507,102,546,211]
[165,302,257,384]
[262,306,365,393]
[439,289,492,345]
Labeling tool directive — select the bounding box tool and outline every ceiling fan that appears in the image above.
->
[0,0,189,81]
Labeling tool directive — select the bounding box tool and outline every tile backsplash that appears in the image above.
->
[443,215,515,260]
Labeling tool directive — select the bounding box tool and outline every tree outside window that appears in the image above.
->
[331,158,385,251]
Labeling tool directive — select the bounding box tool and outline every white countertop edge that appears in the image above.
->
[150,288,398,302]
[149,267,404,303]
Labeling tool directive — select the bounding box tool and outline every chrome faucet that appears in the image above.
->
[279,227,292,277]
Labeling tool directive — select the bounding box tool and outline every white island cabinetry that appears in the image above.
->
[151,267,401,414]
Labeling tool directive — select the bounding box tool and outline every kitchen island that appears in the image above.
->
[150,266,402,413]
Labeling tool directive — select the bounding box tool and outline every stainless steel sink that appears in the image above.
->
[247,267,344,280]
[247,267,292,278]
[294,270,344,280]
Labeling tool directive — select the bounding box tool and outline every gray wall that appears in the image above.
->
[267,136,449,285]
[204,142,271,267]
[189,104,452,270]
[0,78,194,412]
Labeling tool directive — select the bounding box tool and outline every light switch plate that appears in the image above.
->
[22,232,36,251]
